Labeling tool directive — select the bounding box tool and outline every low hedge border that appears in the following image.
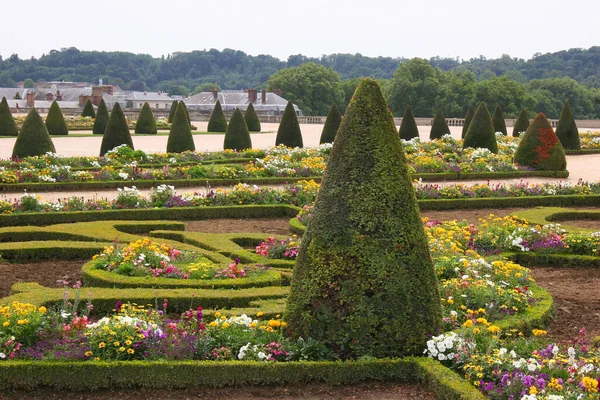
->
[494,284,554,332]
[69,158,255,171]
[510,252,600,268]
[564,149,600,155]
[512,207,600,233]
[418,194,600,210]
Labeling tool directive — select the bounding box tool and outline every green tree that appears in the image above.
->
[167,101,178,123]
[23,78,35,89]
[0,97,19,136]
[192,83,221,95]
[319,103,342,144]
[286,78,442,358]
[461,105,475,139]
[93,99,109,135]
[166,102,195,153]
[13,91,21,100]
[514,112,566,170]
[388,58,443,117]
[99,102,134,155]
[45,101,69,135]
[81,99,96,118]
[275,101,303,148]
[512,108,530,137]
[492,104,508,135]
[463,102,499,153]
[476,75,534,117]
[555,100,580,150]
[398,105,419,140]
[244,102,261,132]
[207,100,227,132]
[429,109,450,140]
[223,108,252,151]
[135,102,157,134]
[12,108,56,158]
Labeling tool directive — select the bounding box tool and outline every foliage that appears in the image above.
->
[399,105,419,140]
[167,101,178,124]
[93,99,109,135]
[223,108,252,151]
[255,236,300,260]
[244,102,261,132]
[207,100,227,132]
[134,102,157,134]
[555,100,581,150]
[99,103,134,156]
[512,108,530,137]
[180,101,191,128]
[463,102,499,153]
[12,108,56,159]
[429,109,450,140]
[319,103,342,144]
[275,102,303,148]
[23,78,35,88]
[491,104,507,135]
[0,97,18,136]
[514,113,567,171]
[81,100,95,118]
[461,105,475,139]
[166,102,195,153]
[44,101,69,135]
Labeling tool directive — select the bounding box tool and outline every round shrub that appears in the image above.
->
[223,108,252,151]
[244,102,261,132]
[167,102,195,153]
[492,104,507,135]
[429,109,450,140]
[93,99,109,135]
[207,100,227,132]
[275,101,303,148]
[0,97,18,136]
[555,100,580,150]
[134,102,157,134]
[81,100,96,118]
[100,102,134,156]
[398,105,419,141]
[45,101,69,135]
[514,112,567,171]
[12,108,56,158]
[461,105,475,139]
[512,108,530,137]
[319,103,342,144]
[463,102,498,153]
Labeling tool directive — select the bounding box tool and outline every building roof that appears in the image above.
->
[0,88,25,101]
[184,91,300,113]
[119,91,173,102]
[32,100,82,109]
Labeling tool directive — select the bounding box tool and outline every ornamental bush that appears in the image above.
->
[492,104,507,135]
[93,99,109,135]
[286,78,442,359]
[0,97,18,136]
[555,100,580,150]
[45,101,69,135]
[100,103,134,156]
[463,102,498,153]
[398,105,419,141]
[224,108,252,151]
[166,102,195,153]
[275,101,303,148]
[429,109,450,140]
[461,105,475,139]
[135,102,157,134]
[207,100,227,132]
[512,108,530,137]
[244,102,261,132]
[319,103,342,144]
[180,101,192,128]
[81,100,96,118]
[168,101,178,123]
[12,108,56,158]
[514,112,567,171]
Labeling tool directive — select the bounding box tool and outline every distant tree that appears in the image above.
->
[23,78,35,88]
[555,100,580,150]
[399,105,419,140]
[93,99,109,134]
[81,99,96,118]
[207,100,227,132]
[166,102,195,153]
[167,84,190,97]
[514,112,566,170]
[492,104,508,135]
[192,83,221,95]
[99,102,133,155]
[45,101,69,135]
[429,109,450,140]
[388,58,443,117]
[12,108,56,158]
[244,102,261,132]
[463,102,498,153]
[512,108,530,137]
[0,97,19,136]
[319,103,342,144]
[167,101,178,123]
[13,91,21,100]
[461,105,475,139]
[135,102,157,134]
[224,108,252,151]
[129,80,146,91]
[275,101,303,147]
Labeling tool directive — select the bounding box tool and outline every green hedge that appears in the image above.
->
[511,252,600,268]
[564,149,600,155]
[418,194,600,210]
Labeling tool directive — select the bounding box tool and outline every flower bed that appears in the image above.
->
[11,116,172,132]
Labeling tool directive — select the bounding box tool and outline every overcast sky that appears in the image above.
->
[1,0,598,61]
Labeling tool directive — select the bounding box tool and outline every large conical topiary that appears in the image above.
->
[45,101,69,135]
[93,99,109,135]
[429,109,450,140]
[514,113,567,171]
[398,105,419,141]
[207,100,227,132]
[555,100,580,150]
[461,105,475,139]
[512,108,530,137]
[12,108,56,158]
[99,102,134,156]
[275,101,303,148]
[463,102,499,153]
[244,102,261,132]
[135,102,157,134]
[286,78,442,359]
[81,99,96,118]
[0,97,19,136]
[167,101,178,123]
[223,108,252,151]
[166,102,195,153]
[319,103,342,144]
[492,104,508,135]
[180,101,192,128]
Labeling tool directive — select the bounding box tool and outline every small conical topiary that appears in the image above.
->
[93,99,109,135]
[461,105,475,139]
[81,99,96,118]
[429,109,450,140]
[492,104,508,135]
[180,101,192,128]
[319,103,342,144]
[286,78,442,359]
[45,101,69,135]
[12,108,56,158]
[514,113,566,171]
[166,102,195,153]
[398,105,419,141]
[463,102,498,153]
[223,108,252,151]
[512,108,530,137]
[135,102,157,134]
[244,102,261,132]
[99,102,134,156]
[555,100,580,150]
[168,101,178,123]
[207,100,227,132]
[0,97,19,136]
[275,101,303,148]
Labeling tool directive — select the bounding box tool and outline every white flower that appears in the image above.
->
[552,345,559,357]
[257,351,267,360]
[498,348,507,356]
[0,352,5,359]
[527,358,539,372]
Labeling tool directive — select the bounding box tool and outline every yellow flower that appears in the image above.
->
[447,298,454,305]
[221,322,230,328]
[119,347,126,352]
[529,386,537,395]
[17,319,28,325]
[463,320,473,328]
[85,351,93,357]
[256,312,264,317]
[127,348,135,354]
[2,321,9,327]
[487,325,500,334]
[532,329,547,337]
[38,306,47,313]
[268,320,281,328]
[99,342,106,348]
[473,328,480,334]
[209,321,218,327]
[125,340,132,346]
[113,341,120,347]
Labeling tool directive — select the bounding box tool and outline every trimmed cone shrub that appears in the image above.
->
[398,105,419,140]
[166,102,195,153]
[0,97,19,136]
[319,103,342,144]
[429,109,450,140]
[555,100,580,150]
[223,108,252,151]
[180,101,192,128]
[244,102,261,132]
[461,105,475,139]
[99,103,134,156]
[286,78,442,359]
[463,102,498,153]
[45,101,69,135]
[12,108,56,158]
[135,102,157,134]
[514,112,567,171]
[512,108,530,137]
[81,100,96,118]
[168,101,178,123]
[275,101,303,148]
[207,100,227,132]
[93,99,109,135]
[492,104,508,135]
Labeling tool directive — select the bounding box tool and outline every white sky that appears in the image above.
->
[1,0,598,61]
